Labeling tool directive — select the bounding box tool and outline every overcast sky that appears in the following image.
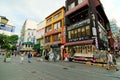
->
[0,0,120,36]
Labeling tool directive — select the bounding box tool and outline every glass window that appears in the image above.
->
[45,36,50,43]
[86,25,90,35]
[78,28,81,37]
[68,2,75,10]
[28,32,30,35]
[71,30,74,38]
[68,31,71,39]
[53,34,60,41]
[54,12,62,19]
[82,27,85,36]
[74,29,78,38]
[47,18,52,23]
[78,0,84,4]
[54,21,61,30]
[46,26,52,32]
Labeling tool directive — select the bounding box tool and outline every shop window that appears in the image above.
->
[68,31,71,39]
[86,25,90,35]
[74,29,78,38]
[82,27,85,36]
[71,30,74,38]
[78,28,81,37]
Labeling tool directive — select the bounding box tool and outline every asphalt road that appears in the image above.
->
[0,55,120,80]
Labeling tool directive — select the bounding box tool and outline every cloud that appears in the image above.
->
[0,0,120,36]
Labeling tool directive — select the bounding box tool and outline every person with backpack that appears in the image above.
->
[28,51,32,63]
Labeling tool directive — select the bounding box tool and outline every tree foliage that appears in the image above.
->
[0,34,18,50]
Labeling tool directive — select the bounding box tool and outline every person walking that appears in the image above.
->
[28,51,32,63]
[53,51,57,62]
[20,52,25,63]
[106,50,119,71]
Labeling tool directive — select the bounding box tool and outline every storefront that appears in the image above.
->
[64,40,95,60]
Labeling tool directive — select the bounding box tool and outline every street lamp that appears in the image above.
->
[0,16,9,26]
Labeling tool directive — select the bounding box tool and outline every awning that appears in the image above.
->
[22,42,33,45]
[64,40,93,46]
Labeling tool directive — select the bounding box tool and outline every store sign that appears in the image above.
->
[92,27,97,36]
[67,19,90,30]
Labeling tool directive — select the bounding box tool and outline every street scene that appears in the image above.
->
[0,55,120,80]
[1,0,120,80]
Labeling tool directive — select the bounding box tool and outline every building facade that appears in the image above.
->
[44,7,65,59]
[36,20,46,55]
[65,0,113,59]
[20,20,37,52]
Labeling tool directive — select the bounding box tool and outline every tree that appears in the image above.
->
[0,34,18,50]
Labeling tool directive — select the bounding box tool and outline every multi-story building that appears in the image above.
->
[44,6,65,59]
[20,20,37,52]
[65,0,113,59]
[36,20,46,55]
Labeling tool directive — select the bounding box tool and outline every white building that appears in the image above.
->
[20,20,38,52]
[36,20,46,47]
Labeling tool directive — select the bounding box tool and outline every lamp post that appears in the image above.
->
[0,16,9,26]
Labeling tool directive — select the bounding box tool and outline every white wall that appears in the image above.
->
[36,20,46,39]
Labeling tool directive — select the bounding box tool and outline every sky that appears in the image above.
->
[0,0,120,36]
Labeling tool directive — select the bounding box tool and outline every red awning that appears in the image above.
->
[64,40,93,46]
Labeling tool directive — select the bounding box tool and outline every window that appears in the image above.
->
[68,2,75,10]
[82,27,85,36]
[54,12,62,19]
[53,34,60,41]
[78,0,84,4]
[74,29,78,38]
[71,30,74,38]
[54,21,61,30]
[45,36,50,43]
[68,31,71,39]
[46,26,52,32]
[86,25,90,35]
[47,18,52,23]
[28,32,30,36]
[78,28,81,37]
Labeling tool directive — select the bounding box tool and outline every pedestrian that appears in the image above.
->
[20,52,25,63]
[28,51,32,63]
[53,51,57,62]
[106,50,119,71]
[49,51,54,61]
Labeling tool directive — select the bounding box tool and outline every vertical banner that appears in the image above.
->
[95,37,98,49]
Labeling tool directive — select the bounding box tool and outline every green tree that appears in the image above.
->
[0,34,18,50]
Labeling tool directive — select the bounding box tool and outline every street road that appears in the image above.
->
[0,55,120,80]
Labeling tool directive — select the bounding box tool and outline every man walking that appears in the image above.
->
[28,51,32,63]
[106,50,119,71]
